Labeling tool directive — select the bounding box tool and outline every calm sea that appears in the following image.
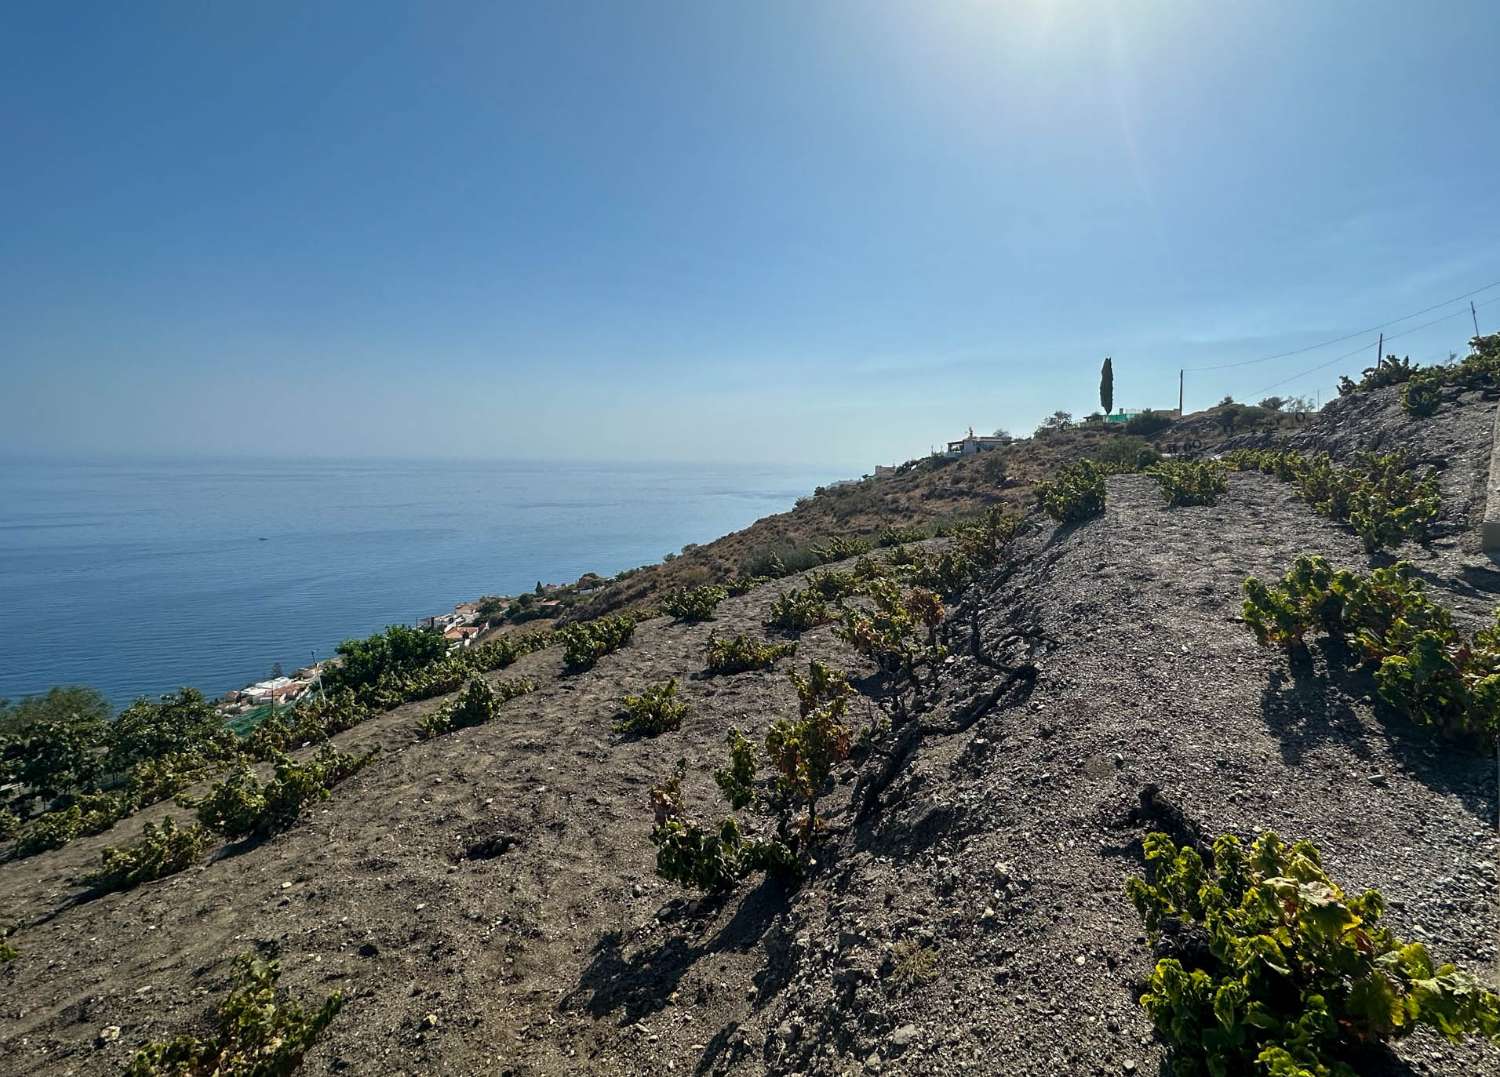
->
[0,457,844,709]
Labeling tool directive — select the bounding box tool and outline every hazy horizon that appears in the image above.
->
[4,2,1499,471]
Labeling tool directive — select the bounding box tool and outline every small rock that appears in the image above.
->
[96,1026,121,1047]
[420,1013,439,1031]
[889,1024,920,1049]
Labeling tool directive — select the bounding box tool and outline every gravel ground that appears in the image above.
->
[1,388,1497,1076]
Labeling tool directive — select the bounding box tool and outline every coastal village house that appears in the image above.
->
[945,427,1011,456]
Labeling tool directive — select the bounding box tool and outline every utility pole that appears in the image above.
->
[1376,332,1383,368]
[1178,369,1184,416]
[1474,301,1482,337]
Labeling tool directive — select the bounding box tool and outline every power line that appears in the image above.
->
[1249,296,1499,396]
[1184,279,1500,372]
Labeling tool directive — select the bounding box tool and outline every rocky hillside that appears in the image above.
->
[566,404,1314,622]
[1,387,1497,1076]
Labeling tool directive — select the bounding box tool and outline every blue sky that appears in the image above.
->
[3,1,1499,471]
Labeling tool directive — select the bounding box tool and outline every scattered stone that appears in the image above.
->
[889,1024,920,1049]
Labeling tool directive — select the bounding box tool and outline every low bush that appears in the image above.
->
[811,535,872,564]
[127,954,344,1076]
[1340,335,1500,402]
[1123,409,1174,437]
[767,587,832,632]
[420,677,533,738]
[13,792,127,858]
[661,585,728,622]
[1148,460,1228,507]
[1094,435,1160,473]
[1035,460,1106,524]
[838,580,946,678]
[1243,555,1498,742]
[740,543,824,579]
[559,615,636,673]
[807,568,860,601]
[1223,449,1439,552]
[649,661,859,893]
[1402,375,1442,417]
[704,634,796,675]
[82,816,211,894]
[615,679,686,735]
[878,525,929,547]
[1338,353,1423,395]
[193,745,376,841]
[127,752,217,805]
[1128,830,1500,1077]
[726,574,768,597]
[888,939,939,993]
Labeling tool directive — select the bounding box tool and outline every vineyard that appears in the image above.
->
[1,370,1499,1075]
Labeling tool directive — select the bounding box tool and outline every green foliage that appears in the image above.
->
[615,679,687,736]
[13,804,85,857]
[0,685,111,738]
[1338,353,1422,395]
[767,587,833,632]
[704,634,796,675]
[1127,830,1500,1077]
[889,939,939,993]
[1223,449,1439,553]
[1149,460,1229,507]
[419,677,533,738]
[766,667,853,843]
[0,807,18,841]
[714,729,759,810]
[838,580,945,677]
[1124,409,1174,437]
[1100,355,1114,416]
[0,940,15,963]
[0,717,103,802]
[1242,556,1499,743]
[1401,375,1441,417]
[1339,337,1500,401]
[194,745,375,840]
[877,525,930,547]
[807,568,861,600]
[12,792,126,857]
[128,752,217,807]
[661,584,728,622]
[1036,460,1107,524]
[740,542,823,579]
[1094,436,1161,474]
[811,535,872,563]
[106,688,238,776]
[726,574,768,597]
[127,953,344,1076]
[82,817,211,894]
[558,615,637,672]
[325,624,449,694]
[650,664,861,894]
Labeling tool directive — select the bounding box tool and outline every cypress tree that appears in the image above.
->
[1100,356,1114,416]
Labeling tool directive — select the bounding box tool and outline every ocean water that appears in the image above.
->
[0,457,843,709]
